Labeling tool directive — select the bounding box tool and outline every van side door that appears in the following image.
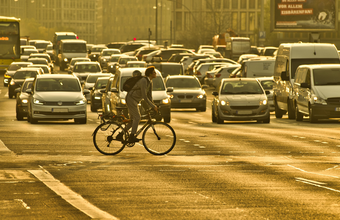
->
[298,68,310,113]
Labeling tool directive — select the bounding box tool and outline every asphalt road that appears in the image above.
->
[1,71,340,220]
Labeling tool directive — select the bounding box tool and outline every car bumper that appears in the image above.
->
[31,104,87,119]
[311,104,340,119]
[218,105,270,121]
[170,99,206,108]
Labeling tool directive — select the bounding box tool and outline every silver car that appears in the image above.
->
[27,74,89,124]
[212,78,270,124]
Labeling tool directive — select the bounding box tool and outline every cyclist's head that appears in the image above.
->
[145,66,155,77]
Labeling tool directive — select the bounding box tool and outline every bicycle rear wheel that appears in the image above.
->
[93,122,127,155]
[142,122,176,155]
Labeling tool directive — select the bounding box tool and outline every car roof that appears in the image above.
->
[221,78,258,83]
[298,64,340,69]
[36,74,77,79]
[118,67,161,77]
[10,62,33,65]
[74,61,100,65]
[17,67,41,72]
[166,75,196,79]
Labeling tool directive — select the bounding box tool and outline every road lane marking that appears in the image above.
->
[295,177,340,193]
[288,164,339,179]
[28,169,118,220]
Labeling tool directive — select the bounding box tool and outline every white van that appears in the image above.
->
[57,39,87,71]
[293,64,340,123]
[273,42,340,119]
[237,57,275,78]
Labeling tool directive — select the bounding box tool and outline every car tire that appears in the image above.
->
[16,109,24,121]
[75,117,87,124]
[309,105,318,123]
[212,107,217,123]
[163,115,171,123]
[91,104,97,112]
[295,104,303,121]
[196,107,206,112]
[262,114,270,123]
[216,111,224,124]
[274,99,284,119]
[30,116,38,124]
[287,99,295,119]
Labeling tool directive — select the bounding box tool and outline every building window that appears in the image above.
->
[206,0,212,10]
[249,12,255,31]
[240,0,247,9]
[232,0,238,9]
[176,12,182,31]
[176,0,182,9]
[241,12,246,31]
[215,0,221,9]
[223,0,230,9]
[249,0,255,9]
[232,12,238,30]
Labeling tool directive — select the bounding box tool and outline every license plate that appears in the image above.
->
[336,107,340,111]
[237,110,252,115]
[52,108,68,112]
[180,99,192,103]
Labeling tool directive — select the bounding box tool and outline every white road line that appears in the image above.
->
[28,169,118,220]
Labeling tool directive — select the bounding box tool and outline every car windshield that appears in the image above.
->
[30,59,48,65]
[120,76,165,91]
[63,43,87,53]
[221,81,263,94]
[8,64,28,70]
[119,57,137,64]
[36,78,81,92]
[260,80,274,90]
[22,81,33,92]
[109,56,121,62]
[157,65,183,77]
[291,58,340,79]
[13,71,38,79]
[95,79,108,89]
[73,64,100,72]
[30,55,51,62]
[70,59,89,66]
[166,78,200,89]
[103,50,119,56]
[313,68,340,85]
[35,42,50,49]
[22,50,37,55]
[92,47,106,52]
[86,75,102,83]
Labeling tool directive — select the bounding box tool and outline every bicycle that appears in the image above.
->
[92,107,176,155]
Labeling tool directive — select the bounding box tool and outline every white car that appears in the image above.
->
[27,74,89,124]
[256,77,274,112]
[212,64,241,88]
[72,61,102,84]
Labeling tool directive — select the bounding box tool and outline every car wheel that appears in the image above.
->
[287,99,295,119]
[75,117,87,124]
[196,107,206,112]
[309,105,318,123]
[216,111,224,124]
[274,98,284,119]
[30,116,38,124]
[16,109,24,121]
[163,115,171,123]
[295,104,303,121]
[262,114,270,123]
[211,107,217,123]
[91,104,97,112]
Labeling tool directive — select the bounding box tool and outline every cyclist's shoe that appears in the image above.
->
[116,132,124,141]
[128,134,141,143]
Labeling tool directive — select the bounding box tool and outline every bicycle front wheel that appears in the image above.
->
[93,122,127,155]
[142,122,176,155]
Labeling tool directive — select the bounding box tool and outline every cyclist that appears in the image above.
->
[122,66,158,143]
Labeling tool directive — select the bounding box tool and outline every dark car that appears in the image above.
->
[119,42,149,54]
[15,78,34,120]
[8,68,41,98]
[3,61,33,86]
[165,75,207,112]
[168,53,194,63]
[152,48,195,62]
[90,76,110,112]
[89,45,108,62]
[147,62,184,78]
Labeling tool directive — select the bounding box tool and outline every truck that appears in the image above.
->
[212,29,251,61]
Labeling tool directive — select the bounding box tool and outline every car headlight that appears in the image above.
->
[94,96,101,100]
[10,80,15,85]
[169,94,174,99]
[260,99,268,105]
[76,99,86,105]
[197,94,205,99]
[162,97,170,104]
[220,100,229,106]
[21,99,28,104]
[103,58,106,62]
[312,95,327,105]
[33,98,43,105]
[64,58,68,62]
[120,98,126,105]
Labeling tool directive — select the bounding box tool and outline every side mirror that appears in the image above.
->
[111,87,118,93]
[83,89,90,95]
[167,87,174,92]
[300,82,310,89]
[280,71,289,81]
[212,91,218,96]
[26,89,32,94]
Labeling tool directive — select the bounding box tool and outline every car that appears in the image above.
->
[58,39,88,71]
[26,64,50,74]
[237,54,259,64]
[72,61,102,84]
[293,64,340,123]
[204,64,231,87]
[119,42,150,54]
[197,48,215,54]
[33,40,52,53]
[3,61,33,86]
[101,67,172,123]
[165,75,207,111]
[98,48,121,69]
[45,44,54,61]
[106,42,126,49]
[147,62,184,78]
[211,64,241,88]
[126,61,147,68]
[256,77,274,112]
[82,73,112,101]
[88,45,108,62]
[211,78,270,124]
[68,57,91,73]
[20,48,39,61]
[188,58,238,76]
[203,51,223,58]
[149,48,196,62]
[28,53,54,72]
[106,54,126,74]
[8,67,42,99]
[27,57,49,66]
[134,46,161,61]
[90,76,110,112]
[27,74,89,124]
[168,53,194,63]
[260,47,278,56]
[15,78,34,120]
[198,45,214,50]
[193,62,230,84]
[117,55,138,68]
[180,54,213,72]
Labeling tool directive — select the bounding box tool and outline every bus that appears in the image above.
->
[0,16,21,74]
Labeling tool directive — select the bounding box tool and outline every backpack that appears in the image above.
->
[123,75,148,92]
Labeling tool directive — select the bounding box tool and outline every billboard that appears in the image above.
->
[272,0,337,31]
